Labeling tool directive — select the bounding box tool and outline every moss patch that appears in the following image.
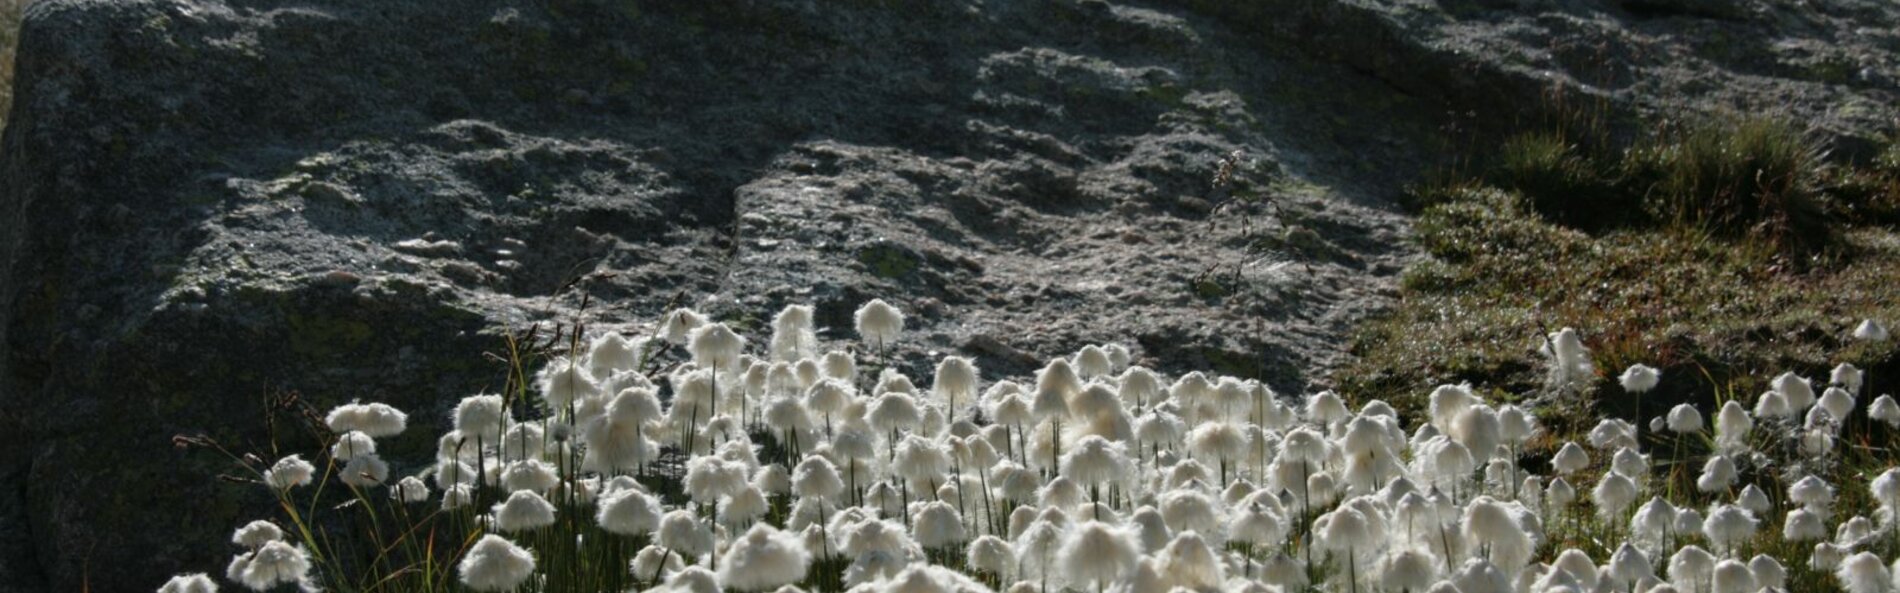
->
[287,312,375,360]
[857,243,920,279]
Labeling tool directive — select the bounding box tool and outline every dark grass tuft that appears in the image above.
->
[1628,117,1830,254]
[1490,133,1642,232]
[1466,116,1835,255]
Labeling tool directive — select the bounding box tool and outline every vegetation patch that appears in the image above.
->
[1344,116,1900,433]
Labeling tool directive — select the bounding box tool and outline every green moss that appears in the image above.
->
[1188,269,1239,300]
[1201,347,1266,381]
[1138,83,1189,108]
[857,243,919,279]
[1807,56,1856,85]
[287,312,375,359]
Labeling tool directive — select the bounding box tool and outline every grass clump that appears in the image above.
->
[1630,118,1828,253]
[1470,116,1840,256]
[0,0,20,136]
[1490,133,1637,232]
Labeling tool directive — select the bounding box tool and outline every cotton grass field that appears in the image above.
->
[159,294,1900,593]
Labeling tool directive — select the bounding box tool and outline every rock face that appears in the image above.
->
[0,0,1891,590]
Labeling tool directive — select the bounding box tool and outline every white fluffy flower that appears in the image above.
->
[1873,468,1900,510]
[536,356,599,409]
[1835,552,1893,593]
[967,535,1013,577]
[441,484,474,510]
[1463,497,1533,571]
[1837,515,1876,546]
[1587,419,1638,450]
[719,524,811,591]
[1546,477,1576,510]
[1695,455,1737,493]
[688,323,746,371]
[1736,484,1771,514]
[684,455,749,504]
[1853,319,1889,342]
[1668,545,1715,593]
[658,509,714,557]
[1551,442,1590,475]
[1072,345,1114,380]
[1381,548,1438,592]
[1820,387,1857,423]
[1062,435,1131,490]
[867,393,922,433]
[1666,404,1703,434]
[1610,447,1648,479]
[1755,390,1793,419]
[1058,521,1139,589]
[1790,475,1835,514]
[1186,422,1248,467]
[1773,372,1816,412]
[493,490,556,532]
[1543,328,1594,390]
[331,431,377,461]
[1785,508,1828,541]
[769,304,818,363]
[597,489,661,536]
[1631,497,1676,549]
[458,534,535,592]
[1609,542,1654,585]
[1711,558,1756,593]
[1306,390,1351,426]
[1497,404,1538,444]
[453,394,508,442]
[932,356,980,415]
[587,331,644,377]
[633,544,687,583]
[325,401,408,438]
[1543,548,1599,590]
[233,541,309,592]
[263,455,315,490]
[392,476,430,503]
[1749,554,1786,589]
[1155,531,1224,590]
[1117,366,1163,408]
[791,456,845,503]
[1811,542,1847,571]
[1832,363,1864,394]
[1593,473,1639,520]
[913,501,966,549]
[1702,504,1758,552]
[854,299,904,350]
[157,573,219,593]
[1713,401,1753,450]
[661,308,708,344]
[340,454,389,488]
[1620,364,1661,393]
[230,521,282,551]
[1870,395,1900,427]
[501,460,559,493]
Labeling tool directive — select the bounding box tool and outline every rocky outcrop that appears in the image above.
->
[0,0,1891,590]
